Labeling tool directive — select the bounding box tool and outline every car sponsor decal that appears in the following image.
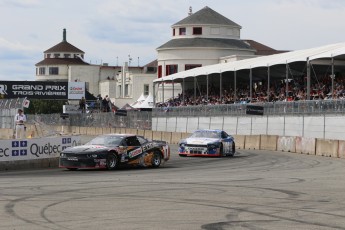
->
[128,148,142,158]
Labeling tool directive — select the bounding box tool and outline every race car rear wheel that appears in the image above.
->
[152,151,162,168]
[106,153,118,170]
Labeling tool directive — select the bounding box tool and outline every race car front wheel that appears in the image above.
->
[152,152,162,168]
[106,153,118,170]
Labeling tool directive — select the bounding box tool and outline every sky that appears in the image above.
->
[0,0,345,81]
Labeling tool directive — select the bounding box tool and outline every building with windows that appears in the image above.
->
[35,29,157,107]
[35,7,284,107]
[155,6,285,102]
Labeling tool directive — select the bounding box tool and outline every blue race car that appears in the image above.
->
[178,129,235,157]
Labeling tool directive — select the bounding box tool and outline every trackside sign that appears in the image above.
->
[0,81,85,100]
[0,136,81,161]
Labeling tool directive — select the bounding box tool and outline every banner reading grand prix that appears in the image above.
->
[0,81,85,100]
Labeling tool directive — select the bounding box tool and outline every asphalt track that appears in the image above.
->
[1,144,345,230]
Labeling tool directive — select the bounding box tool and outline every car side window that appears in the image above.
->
[137,136,148,145]
[126,136,141,146]
[221,131,228,139]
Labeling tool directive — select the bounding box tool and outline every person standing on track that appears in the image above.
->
[14,108,27,139]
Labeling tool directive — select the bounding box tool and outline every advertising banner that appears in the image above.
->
[0,136,81,161]
[67,82,85,100]
[0,81,85,100]
[246,105,264,116]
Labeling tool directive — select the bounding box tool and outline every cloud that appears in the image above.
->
[0,0,40,8]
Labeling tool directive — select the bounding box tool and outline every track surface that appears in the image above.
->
[1,145,345,230]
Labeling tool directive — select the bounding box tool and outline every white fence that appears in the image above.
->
[153,114,345,140]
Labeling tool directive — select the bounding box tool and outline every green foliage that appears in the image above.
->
[24,99,67,114]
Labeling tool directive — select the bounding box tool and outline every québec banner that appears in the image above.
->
[0,136,81,161]
[0,81,85,100]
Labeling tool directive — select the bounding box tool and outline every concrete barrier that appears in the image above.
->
[0,135,81,170]
[145,130,153,140]
[103,127,111,134]
[171,132,182,144]
[137,129,145,136]
[71,126,80,134]
[296,137,316,155]
[95,127,103,135]
[0,128,13,139]
[79,126,87,135]
[277,136,296,152]
[338,141,345,159]
[161,132,172,143]
[181,132,191,140]
[233,135,245,149]
[152,131,161,141]
[316,139,338,158]
[245,135,261,150]
[0,158,59,171]
[110,128,118,134]
[260,135,278,151]
[126,128,137,135]
[87,127,96,135]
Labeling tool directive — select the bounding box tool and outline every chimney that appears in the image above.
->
[188,6,192,16]
[63,28,67,42]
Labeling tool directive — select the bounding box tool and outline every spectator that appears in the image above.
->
[14,109,27,139]
[79,96,86,113]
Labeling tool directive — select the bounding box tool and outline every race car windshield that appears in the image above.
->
[191,131,220,138]
[87,136,124,146]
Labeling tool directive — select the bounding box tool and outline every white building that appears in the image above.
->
[35,29,157,108]
[155,6,285,103]
[35,7,284,107]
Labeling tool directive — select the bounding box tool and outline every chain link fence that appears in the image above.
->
[0,99,24,129]
[25,111,152,130]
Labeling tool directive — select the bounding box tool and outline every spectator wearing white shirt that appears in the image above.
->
[14,109,27,139]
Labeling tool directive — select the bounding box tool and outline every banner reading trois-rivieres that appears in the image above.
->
[0,81,85,100]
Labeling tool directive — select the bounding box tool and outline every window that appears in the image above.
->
[125,84,129,97]
[49,67,59,75]
[54,54,59,58]
[118,85,122,97]
[158,65,162,78]
[193,27,202,35]
[64,54,70,58]
[172,28,175,36]
[166,65,178,76]
[144,84,149,96]
[179,27,186,35]
[39,67,45,75]
[46,54,51,58]
[185,64,201,71]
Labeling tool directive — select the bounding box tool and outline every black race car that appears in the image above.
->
[59,134,170,170]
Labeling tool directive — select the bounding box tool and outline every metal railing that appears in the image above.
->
[26,111,152,130]
[152,100,345,117]
[2,99,345,133]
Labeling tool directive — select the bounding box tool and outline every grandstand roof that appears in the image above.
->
[154,42,345,83]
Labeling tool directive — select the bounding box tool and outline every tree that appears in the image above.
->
[24,99,67,114]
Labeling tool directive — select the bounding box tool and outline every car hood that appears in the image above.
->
[185,138,220,145]
[63,145,110,153]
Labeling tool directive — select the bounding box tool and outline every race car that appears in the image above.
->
[59,134,170,170]
[178,129,235,157]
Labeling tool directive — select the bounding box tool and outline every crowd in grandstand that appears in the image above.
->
[156,74,345,107]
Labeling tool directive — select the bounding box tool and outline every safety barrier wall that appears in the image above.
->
[153,115,345,141]
[1,125,345,171]
[0,135,81,170]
